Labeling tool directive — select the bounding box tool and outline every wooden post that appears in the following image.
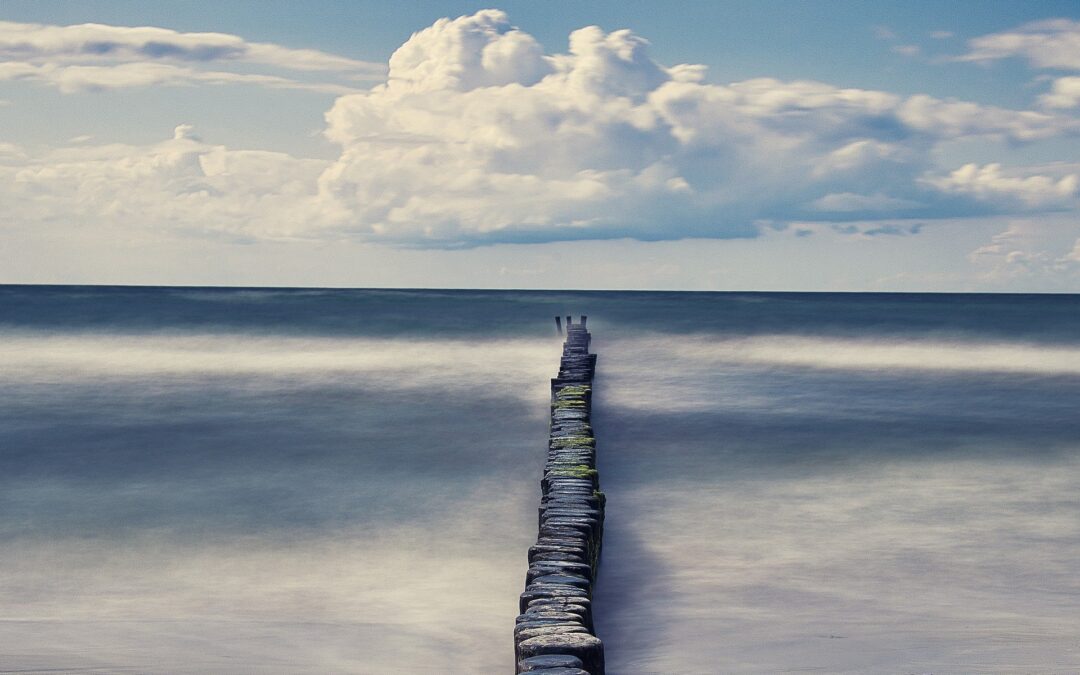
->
[515,320,604,673]
[580,315,587,328]
[555,316,563,335]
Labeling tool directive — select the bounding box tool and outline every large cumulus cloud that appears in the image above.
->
[312,10,1079,245]
[2,10,1079,247]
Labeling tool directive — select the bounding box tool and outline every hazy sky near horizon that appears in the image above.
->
[2,1,1080,291]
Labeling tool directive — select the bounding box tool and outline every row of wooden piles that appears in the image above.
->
[513,317,605,674]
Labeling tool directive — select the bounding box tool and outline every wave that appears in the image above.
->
[0,331,561,400]
[610,333,1080,376]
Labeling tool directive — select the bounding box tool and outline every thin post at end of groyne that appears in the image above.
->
[514,317,605,674]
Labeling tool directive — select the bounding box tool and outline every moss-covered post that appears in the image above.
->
[514,320,605,674]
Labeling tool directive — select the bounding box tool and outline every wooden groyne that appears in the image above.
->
[514,316,605,674]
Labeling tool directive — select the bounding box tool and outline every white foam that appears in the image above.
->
[622,333,1080,376]
[0,331,560,401]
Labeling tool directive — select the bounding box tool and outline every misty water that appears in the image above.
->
[2,287,1079,673]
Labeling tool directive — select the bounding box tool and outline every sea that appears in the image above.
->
[1,286,1078,673]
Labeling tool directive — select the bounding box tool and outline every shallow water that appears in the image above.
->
[1,287,1079,672]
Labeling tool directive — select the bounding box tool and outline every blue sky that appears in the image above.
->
[2,1,1079,290]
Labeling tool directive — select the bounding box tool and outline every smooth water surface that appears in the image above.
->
[2,287,1079,672]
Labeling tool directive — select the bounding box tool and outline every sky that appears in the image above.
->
[2,1,1080,291]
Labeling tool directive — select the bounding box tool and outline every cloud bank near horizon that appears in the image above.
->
[1,10,1079,250]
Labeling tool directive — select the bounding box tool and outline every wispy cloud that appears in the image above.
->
[961,19,1080,111]
[969,220,1080,283]
[0,60,362,94]
[891,44,921,57]
[0,20,384,93]
[961,19,1080,70]
[873,25,897,41]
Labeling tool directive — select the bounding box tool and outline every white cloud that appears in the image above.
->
[3,10,1080,248]
[0,20,380,71]
[1,60,359,94]
[0,140,24,161]
[968,221,1080,284]
[384,10,551,92]
[873,25,897,41]
[1041,76,1080,110]
[962,20,1080,114]
[896,94,1075,141]
[924,163,1079,209]
[962,19,1080,70]
[810,192,922,213]
[812,139,911,176]
[2,124,327,237]
[0,19,383,93]
[310,12,1080,244]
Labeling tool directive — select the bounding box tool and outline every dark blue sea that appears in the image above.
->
[2,286,1079,673]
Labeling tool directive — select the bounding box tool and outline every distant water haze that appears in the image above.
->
[1,287,1079,672]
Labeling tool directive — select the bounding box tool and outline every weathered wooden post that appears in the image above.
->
[514,319,605,674]
[555,316,563,335]
[580,315,587,328]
